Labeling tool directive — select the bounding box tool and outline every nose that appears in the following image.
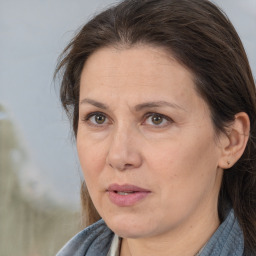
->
[106,125,142,171]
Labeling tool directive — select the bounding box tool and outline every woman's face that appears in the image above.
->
[77,45,224,239]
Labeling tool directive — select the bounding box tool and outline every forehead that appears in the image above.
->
[79,45,207,114]
[81,45,194,90]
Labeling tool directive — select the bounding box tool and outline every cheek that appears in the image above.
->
[76,134,107,182]
[145,131,220,191]
[144,138,221,224]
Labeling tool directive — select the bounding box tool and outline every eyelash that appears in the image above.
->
[82,111,173,128]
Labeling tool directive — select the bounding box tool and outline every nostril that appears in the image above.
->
[124,163,133,168]
[108,162,134,171]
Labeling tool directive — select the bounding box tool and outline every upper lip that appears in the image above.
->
[107,183,151,193]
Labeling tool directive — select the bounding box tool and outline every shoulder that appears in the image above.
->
[56,219,114,256]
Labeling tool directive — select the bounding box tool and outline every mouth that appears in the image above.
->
[115,191,136,195]
[106,184,151,207]
[107,183,151,193]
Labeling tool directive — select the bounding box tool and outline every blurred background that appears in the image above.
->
[0,0,255,255]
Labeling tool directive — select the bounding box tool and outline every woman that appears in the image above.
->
[55,0,256,255]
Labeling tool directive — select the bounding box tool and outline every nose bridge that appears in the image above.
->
[106,121,142,171]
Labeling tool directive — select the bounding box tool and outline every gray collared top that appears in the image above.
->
[56,209,245,256]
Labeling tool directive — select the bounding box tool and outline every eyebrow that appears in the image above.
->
[80,98,185,112]
[134,101,185,112]
[80,98,108,109]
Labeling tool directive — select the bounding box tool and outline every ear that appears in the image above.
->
[218,112,250,169]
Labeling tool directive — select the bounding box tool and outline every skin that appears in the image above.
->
[77,45,229,256]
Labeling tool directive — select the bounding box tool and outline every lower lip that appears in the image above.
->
[108,191,150,207]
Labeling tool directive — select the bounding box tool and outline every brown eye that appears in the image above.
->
[143,112,172,128]
[151,114,163,125]
[85,112,109,126]
[94,114,106,124]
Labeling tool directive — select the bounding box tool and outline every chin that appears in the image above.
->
[103,213,157,239]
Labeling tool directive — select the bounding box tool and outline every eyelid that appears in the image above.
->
[84,111,106,120]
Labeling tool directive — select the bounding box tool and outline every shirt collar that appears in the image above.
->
[107,234,121,256]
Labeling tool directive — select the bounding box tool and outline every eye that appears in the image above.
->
[84,112,109,126]
[143,113,172,127]
[151,114,164,125]
[93,113,106,124]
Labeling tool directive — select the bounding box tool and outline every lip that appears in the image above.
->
[106,183,151,207]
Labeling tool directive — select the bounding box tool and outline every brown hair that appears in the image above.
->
[55,0,256,253]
